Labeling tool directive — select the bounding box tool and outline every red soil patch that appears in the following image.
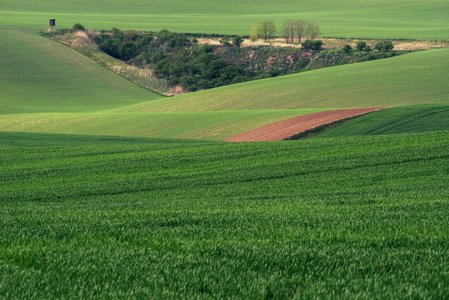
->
[224,108,387,142]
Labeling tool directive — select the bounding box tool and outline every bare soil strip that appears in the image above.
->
[224,108,387,142]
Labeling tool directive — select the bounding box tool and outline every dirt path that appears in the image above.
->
[224,108,386,142]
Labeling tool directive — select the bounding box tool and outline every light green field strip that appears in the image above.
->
[1,0,448,39]
[114,49,449,113]
[0,109,325,140]
[0,28,162,114]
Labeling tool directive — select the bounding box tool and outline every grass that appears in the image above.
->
[2,29,448,140]
[0,28,162,114]
[1,0,449,40]
[314,105,449,138]
[1,131,449,298]
[2,0,449,297]
[0,109,325,141]
[113,49,449,112]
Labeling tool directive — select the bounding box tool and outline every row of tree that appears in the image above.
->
[282,20,320,43]
[250,20,320,43]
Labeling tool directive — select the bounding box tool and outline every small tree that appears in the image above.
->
[282,20,293,43]
[375,40,394,52]
[232,36,243,47]
[342,44,352,53]
[258,21,276,42]
[72,23,85,32]
[356,41,367,51]
[294,19,307,43]
[306,22,320,40]
[249,27,258,42]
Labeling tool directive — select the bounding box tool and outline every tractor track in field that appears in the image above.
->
[224,107,387,142]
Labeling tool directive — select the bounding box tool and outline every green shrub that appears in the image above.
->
[342,44,352,53]
[375,40,394,52]
[356,41,366,51]
[72,23,85,32]
[301,40,323,50]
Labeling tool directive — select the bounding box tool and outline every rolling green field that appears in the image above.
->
[115,49,449,112]
[1,35,448,139]
[1,0,449,39]
[2,0,449,298]
[314,105,449,138]
[1,131,449,298]
[0,28,162,114]
[0,109,325,141]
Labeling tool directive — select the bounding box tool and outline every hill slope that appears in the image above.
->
[113,49,449,113]
[0,28,162,114]
[2,47,448,140]
[1,131,449,298]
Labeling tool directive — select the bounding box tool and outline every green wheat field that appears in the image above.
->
[1,0,449,298]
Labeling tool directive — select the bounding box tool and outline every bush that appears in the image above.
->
[301,40,324,51]
[72,23,85,32]
[342,44,352,53]
[356,41,367,51]
[119,42,137,61]
[374,40,394,52]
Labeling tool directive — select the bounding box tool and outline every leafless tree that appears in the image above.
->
[307,22,320,40]
[258,21,276,42]
[294,20,307,43]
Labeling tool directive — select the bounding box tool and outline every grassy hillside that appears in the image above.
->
[1,131,449,298]
[113,49,449,112]
[314,105,449,138]
[0,109,324,141]
[1,0,448,39]
[0,28,162,114]
[2,0,449,297]
[2,44,447,139]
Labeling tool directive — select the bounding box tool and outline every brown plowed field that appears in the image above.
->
[224,108,386,142]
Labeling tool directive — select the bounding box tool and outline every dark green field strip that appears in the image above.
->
[1,132,449,298]
[2,131,448,202]
[314,105,449,138]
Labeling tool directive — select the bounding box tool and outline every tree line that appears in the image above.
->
[250,20,321,43]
